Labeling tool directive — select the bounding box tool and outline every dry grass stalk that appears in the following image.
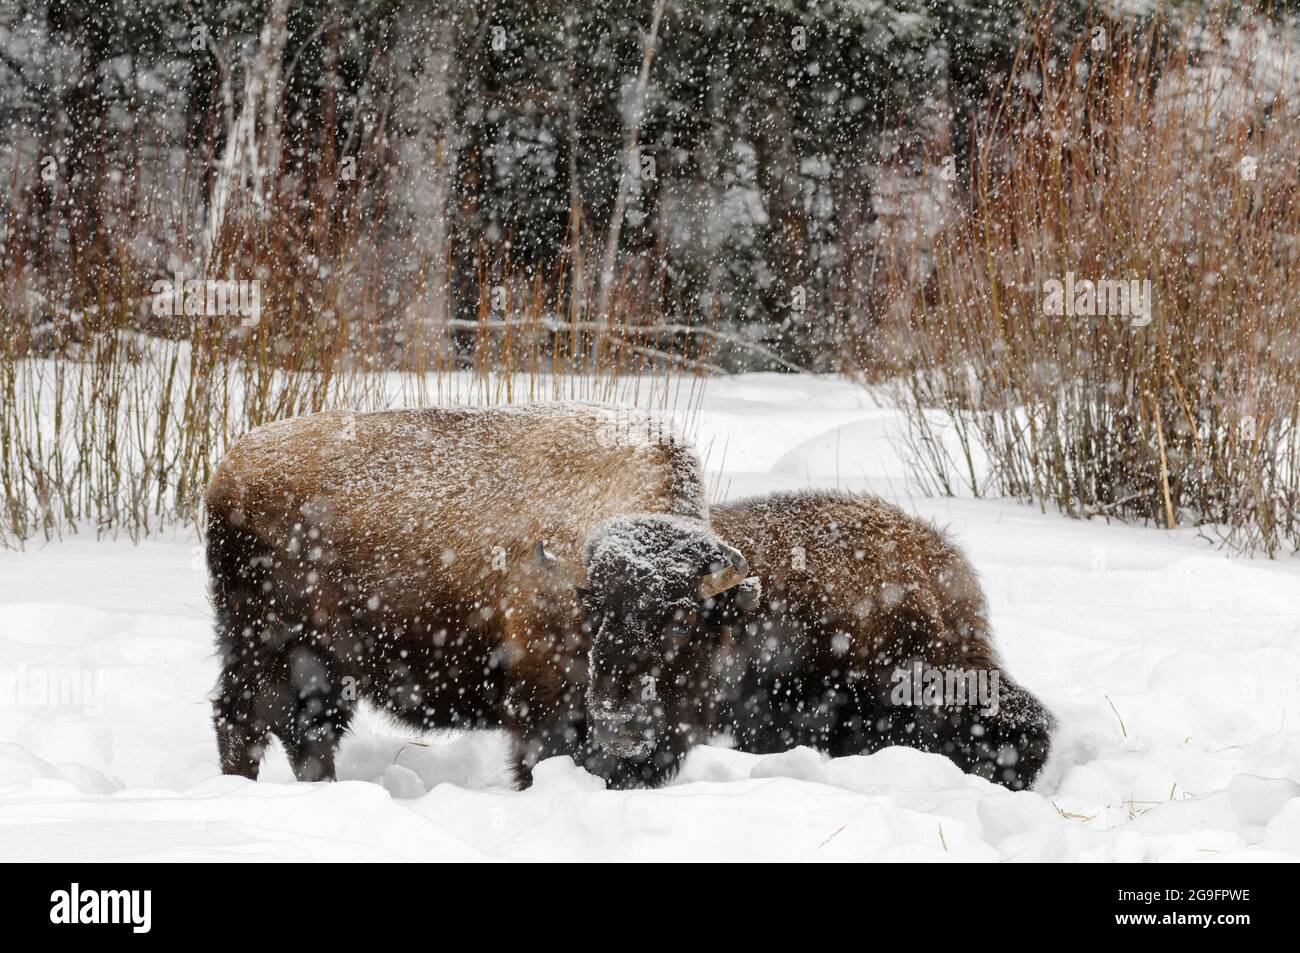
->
[862,8,1300,555]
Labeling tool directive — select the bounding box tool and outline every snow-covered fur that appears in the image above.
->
[578,514,755,786]
[710,491,1053,790]
[204,403,745,787]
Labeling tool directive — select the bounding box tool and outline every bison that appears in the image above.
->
[205,403,755,788]
[596,490,1052,790]
[708,491,1053,789]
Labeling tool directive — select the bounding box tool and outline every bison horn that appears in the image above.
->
[697,545,749,600]
[535,539,558,570]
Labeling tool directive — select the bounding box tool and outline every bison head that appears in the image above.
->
[555,514,759,786]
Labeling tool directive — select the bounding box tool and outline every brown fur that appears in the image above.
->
[710,491,1052,789]
[205,403,712,784]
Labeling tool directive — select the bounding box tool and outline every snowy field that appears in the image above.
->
[3,373,1300,862]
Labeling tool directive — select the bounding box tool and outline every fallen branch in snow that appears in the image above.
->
[621,342,726,375]
[444,317,804,373]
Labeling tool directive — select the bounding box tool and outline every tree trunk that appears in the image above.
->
[388,4,464,363]
[563,12,585,311]
[595,0,667,318]
[60,2,108,285]
[312,0,340,245]
[754,82,806,320]
[205,0,290,255]
[253,0,289,206]
[834,151,876,331]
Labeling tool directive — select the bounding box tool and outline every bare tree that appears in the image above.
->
[204,0,290,257]
[389,4,462,358]
[595,0,667,318]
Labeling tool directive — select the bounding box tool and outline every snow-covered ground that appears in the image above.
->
[3,373,1300,861]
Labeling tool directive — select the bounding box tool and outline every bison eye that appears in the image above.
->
[667,608,698,641]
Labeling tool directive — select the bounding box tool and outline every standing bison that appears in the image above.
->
[709,491,1053,790]
[205,404,754,788]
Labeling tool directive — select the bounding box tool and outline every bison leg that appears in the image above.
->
[271,643,353,782]
[507,710,584,790]
[209,510,287,779]
[501,646,587,789]
[724,674,825,755]
[212,649,286,780]
[213,698,270,779]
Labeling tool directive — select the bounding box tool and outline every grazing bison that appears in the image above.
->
[205,403,754,788]
[708,491,1053,790]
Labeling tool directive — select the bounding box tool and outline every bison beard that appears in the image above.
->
[205,404,751,788]
[710,491,1053,791]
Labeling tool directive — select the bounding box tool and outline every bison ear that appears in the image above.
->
[535,539,559,570]
[697,544,749,600]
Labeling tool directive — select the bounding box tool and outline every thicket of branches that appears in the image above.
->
[0,0,1051,369]
[3,2,1299,553]
[865,8,1300,555]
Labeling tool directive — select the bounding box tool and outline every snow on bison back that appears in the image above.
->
[204,403,754,788]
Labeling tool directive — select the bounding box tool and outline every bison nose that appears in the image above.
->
[590,706,656,760]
